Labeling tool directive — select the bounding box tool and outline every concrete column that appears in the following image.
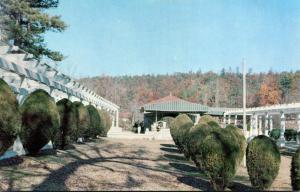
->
[194,114,201,125]
[251,114,257,136]
[258,115,262,135]
[265,113,269,136]
[228,115,231,124]
[223,114,226,125]
[255,114,258,136]
[270,115,273,132]
[116,110,119,128]
[279,112,286,147]
[234,115,238,126]
[111,115,115,127]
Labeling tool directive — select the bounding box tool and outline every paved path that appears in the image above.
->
[0,138,292,191]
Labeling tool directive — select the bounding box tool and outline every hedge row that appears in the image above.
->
[169,114,283,190]
[0,79,112,155]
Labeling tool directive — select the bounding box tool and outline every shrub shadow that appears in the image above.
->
[177,176,213,191]
[228,182,256,191]
[160,147,180,154]
[160,144,176,148]
[28,149,57,157]
[0,156,24,167]
[169,162,199,173]
[164,154,187,162]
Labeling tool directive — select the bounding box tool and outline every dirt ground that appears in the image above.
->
[0,138,292,191]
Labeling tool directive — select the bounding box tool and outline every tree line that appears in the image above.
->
[78,69,300,114]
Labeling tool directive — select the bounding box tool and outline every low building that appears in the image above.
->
[140,94,232,130]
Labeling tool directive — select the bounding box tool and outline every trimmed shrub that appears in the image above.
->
[196,127,242,190]
[85,105,101,139]
[54,98,77,149]
[198,115,218,125]
[246,135,281,190]
[270,128,280,140]
[169,114,194,154]
[161,116,175,129]
[20,89,60,154]
[225,125,246,165]
[0,79,21,156]
[285,129,297,141]
[291,147,300,190]
[73,101,90,140]
[187,123,215,167]
[98,109,112,137]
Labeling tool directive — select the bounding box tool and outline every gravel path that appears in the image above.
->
[0,138,292,191]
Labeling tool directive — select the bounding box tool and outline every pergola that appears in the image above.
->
[0,42,120,128]
[223,103,300,147]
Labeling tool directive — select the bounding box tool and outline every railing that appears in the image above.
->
[224,103,300,115]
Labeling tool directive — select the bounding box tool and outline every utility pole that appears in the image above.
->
[243,59,247,135]
[242,59,247,167]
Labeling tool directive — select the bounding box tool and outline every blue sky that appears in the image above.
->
[45,0,300,77]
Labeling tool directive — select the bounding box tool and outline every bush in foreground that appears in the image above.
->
[98,109,112,137]
[169,114,194,154]
[73,101,90,140]
[20,89,60,154]
[0,79,21,155]
[291,147,300,190]
[246,135,280,190]
[85,105,101,139]
[55,98,77,149]
[186,123,215,167]
[196,127,243,190]
[225,125,246,165]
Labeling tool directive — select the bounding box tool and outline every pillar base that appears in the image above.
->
[278,137,285,148]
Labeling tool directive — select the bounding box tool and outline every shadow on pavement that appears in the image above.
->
[160,144,176,148]
[169,162,199,173]
[164,153,187,162]
[160,147,180,154]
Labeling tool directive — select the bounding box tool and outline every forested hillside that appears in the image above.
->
[78,70,300,114]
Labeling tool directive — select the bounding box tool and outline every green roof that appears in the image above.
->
[142,95,209,112]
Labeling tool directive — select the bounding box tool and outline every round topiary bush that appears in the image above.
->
[270,128,280,140]
[73,101,90,140]
[98,109,112,137]
[169,114,194,157]
[85,105,101,139]
[20,89,60,154]
[161,116,175,129]
[196,127,242,190]
[0,79,21,156]
[55,98,77,149]
[291,147,300,190]
[246,135,281,190]
[186,123,215,167]
[225,125,246,165]
[198,115,218,125]
[285,129,297,141]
